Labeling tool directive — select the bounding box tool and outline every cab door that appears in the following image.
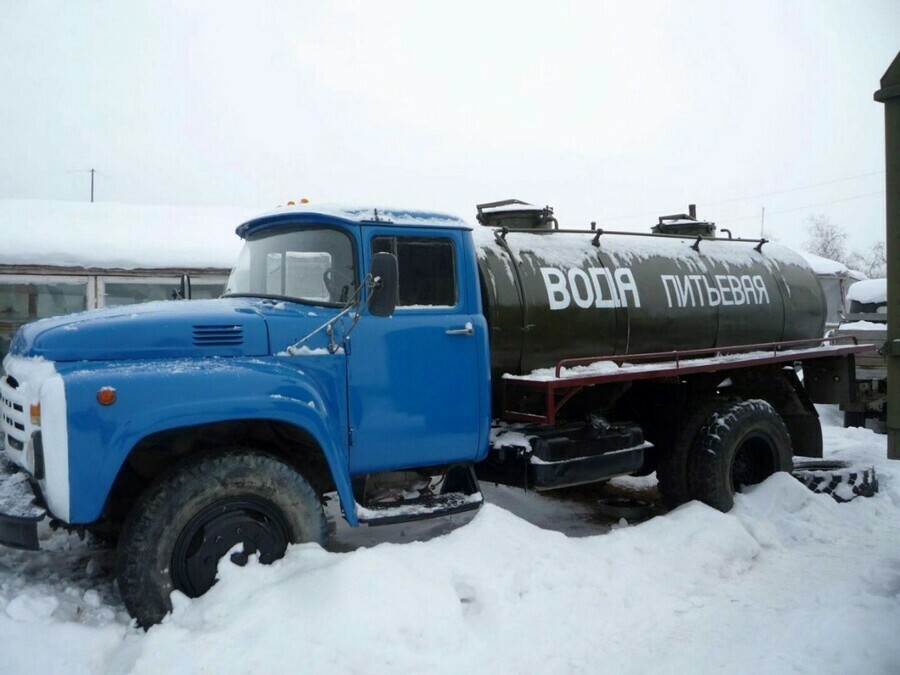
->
[347,229,486,474]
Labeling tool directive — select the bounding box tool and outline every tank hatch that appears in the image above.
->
[652,204,717,237]
[476,199,558,230]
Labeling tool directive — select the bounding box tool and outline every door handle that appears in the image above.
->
[446,322,474,336]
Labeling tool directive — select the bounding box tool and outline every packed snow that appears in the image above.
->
[0,407,897,674]
[839,320,887,331]
[847,278,887,305]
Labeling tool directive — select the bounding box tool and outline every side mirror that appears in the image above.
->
[369,252,398,317]
[171,274,192,300]
[180,274,192,300]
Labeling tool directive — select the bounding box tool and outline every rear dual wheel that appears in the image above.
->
[687,399,793,512]
[657,397,793,512]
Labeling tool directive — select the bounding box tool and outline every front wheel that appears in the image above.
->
[687,399,793,512]
[116,450,327,627]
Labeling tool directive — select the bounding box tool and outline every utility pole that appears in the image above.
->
[874,50,899,459]
[68,168,105,202]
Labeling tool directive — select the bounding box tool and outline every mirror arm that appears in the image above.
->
[330,275,382,351]
[287,274,381,355]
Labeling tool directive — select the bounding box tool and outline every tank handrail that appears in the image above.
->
[494,226,768,246]
[553,335,862,378]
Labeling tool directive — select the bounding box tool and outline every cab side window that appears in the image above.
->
[371,236,457,308]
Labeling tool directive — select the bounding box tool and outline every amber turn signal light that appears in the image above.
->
[97,387,117,406]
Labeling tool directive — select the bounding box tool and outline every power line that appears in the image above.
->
[700,170,885,207]
[600,169,885,223]
[718,190,885,224]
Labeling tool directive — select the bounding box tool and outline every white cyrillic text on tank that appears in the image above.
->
[660,274,770,308]
[540,266,641,310]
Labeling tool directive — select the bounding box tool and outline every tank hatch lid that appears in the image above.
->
[476,199,557,230]
[652,204,716,237]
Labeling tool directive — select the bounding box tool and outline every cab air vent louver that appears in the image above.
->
[192,325,244,347]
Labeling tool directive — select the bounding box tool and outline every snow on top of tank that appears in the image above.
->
[847,278,886,305]
[242,202,472,231]
[472,226,811,273]
[0,198,256,269]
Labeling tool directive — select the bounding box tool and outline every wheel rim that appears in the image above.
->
[172,496,291,598]
[730,433,777,493]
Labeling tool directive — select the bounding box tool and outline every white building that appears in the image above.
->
[796,251,866,331]
[0,199,261,357]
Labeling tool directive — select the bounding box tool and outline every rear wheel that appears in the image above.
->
[656,398,723,508]
[688,399,792,512]
[116,449,327,627]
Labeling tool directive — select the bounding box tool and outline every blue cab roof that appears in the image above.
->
[236,205,472,239]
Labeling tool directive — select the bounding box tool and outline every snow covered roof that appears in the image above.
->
[0,199,473,271]
[0,199,262,270]
[796,251,850,276]
[847,278,887,304]
[240,203,472,234]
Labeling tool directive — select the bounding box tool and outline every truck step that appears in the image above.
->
[355,464,483,526]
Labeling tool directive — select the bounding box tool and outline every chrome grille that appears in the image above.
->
[1,374,30,453]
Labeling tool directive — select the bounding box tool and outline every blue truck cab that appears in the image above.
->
[1,206,491,625]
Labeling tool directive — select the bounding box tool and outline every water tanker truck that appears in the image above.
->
[0,200,869,625]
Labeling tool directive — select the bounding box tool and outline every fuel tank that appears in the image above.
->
[473,203,826,378]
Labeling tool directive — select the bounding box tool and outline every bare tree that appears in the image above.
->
[846,241,887,278]
[803,213,887,278]
[803,214,847,262]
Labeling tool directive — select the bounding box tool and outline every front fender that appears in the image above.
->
[58,356,356,524]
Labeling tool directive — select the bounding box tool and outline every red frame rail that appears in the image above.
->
[501,336,876,425]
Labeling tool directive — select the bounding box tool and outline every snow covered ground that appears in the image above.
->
[1,406,898,674]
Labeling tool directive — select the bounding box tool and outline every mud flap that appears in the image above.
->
[0,454,46,550]
[803,355,856,405]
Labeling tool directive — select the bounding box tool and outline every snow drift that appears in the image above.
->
[0,413,898,674]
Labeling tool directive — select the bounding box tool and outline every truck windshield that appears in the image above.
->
[224,227,357,305]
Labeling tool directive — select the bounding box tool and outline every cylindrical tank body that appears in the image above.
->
[472,227,826,378]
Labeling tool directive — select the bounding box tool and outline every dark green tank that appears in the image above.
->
[472,203,826,378]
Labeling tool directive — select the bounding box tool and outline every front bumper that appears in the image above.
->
[0,444,46,550]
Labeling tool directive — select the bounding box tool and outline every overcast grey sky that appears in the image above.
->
[1,1,897,251]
